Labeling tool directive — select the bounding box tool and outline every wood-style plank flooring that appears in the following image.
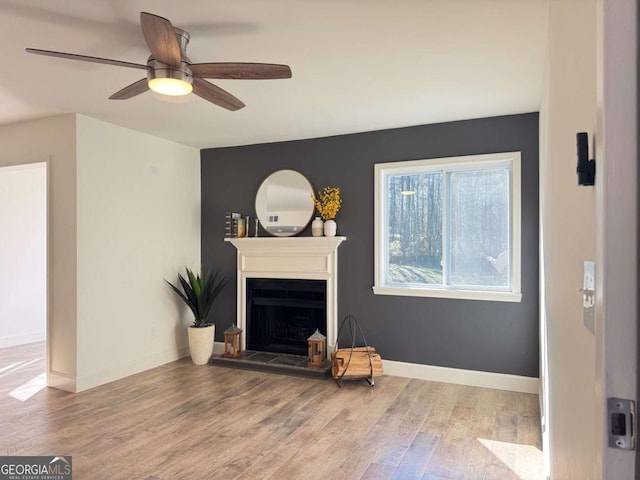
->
[1,342,543,479]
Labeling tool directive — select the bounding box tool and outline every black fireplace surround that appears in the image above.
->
[246,278,327,356]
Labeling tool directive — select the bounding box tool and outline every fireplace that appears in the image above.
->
[225,236,346,353]
[246,278,326,356]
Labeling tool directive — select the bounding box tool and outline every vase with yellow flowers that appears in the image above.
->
[312,187,342,237]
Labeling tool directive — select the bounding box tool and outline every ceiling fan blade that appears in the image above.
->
[109,79,149,100]
[140,12,181,68]
[190,63,292,80]
[25,48,147,70]
[192,78,245,111]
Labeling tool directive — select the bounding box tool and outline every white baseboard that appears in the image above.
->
[382,359,539,394]
[212,341,538,394]
[213,341,225,355]
[73,345,190,393]
[62,341,537,395]
[52,344,218,393]
[0,331,46,348]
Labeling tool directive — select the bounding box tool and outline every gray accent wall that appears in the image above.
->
[201,113,539,377]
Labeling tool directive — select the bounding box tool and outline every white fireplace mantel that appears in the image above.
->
[225,236,346,352]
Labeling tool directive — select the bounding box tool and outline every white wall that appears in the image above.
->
[540,0,597,478]
[74,115,200,392]
[0,163,46,347]
[0,115,78,390]
[0,114,200,393]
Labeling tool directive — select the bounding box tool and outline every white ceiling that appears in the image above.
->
[0,0,549,148]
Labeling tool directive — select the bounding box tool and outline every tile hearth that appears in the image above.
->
[210,351,331,380]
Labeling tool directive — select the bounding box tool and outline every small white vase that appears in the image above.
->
[188,324,215,365]
[324,219,337,237]
[311,217,324,237]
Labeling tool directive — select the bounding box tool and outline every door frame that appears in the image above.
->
[594,0,638,477]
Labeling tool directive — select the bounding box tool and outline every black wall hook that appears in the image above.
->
[576,132,596,186]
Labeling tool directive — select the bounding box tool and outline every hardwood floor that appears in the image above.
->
[1,342,543,479]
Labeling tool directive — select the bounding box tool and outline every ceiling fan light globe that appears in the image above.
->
[148,78,193,96]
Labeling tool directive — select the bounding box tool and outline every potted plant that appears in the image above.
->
[166,267,228,365]
[312,186,342,236]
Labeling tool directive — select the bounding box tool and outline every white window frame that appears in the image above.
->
[373,152,522,302]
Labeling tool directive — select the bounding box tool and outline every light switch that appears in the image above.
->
[583,260,595,295]
[582,260,595,334]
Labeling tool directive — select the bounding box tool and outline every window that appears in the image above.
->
[373,152,521,302]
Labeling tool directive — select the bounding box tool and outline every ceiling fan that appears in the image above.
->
[25,12,292,111]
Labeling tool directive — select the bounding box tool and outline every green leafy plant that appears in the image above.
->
[166,267,228,328]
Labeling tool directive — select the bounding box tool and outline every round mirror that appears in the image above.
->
[255,169,315,237]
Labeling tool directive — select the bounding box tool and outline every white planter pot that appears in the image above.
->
[188,324,215,365]
[311,217,324,237]
[324,219,337,237]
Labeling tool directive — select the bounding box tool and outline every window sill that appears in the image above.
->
[372,285,522,303]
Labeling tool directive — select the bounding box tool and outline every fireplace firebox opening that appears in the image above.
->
[246,278,327,356]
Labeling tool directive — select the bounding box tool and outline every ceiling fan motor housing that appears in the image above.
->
[147,58,193,85]
[147,27,193,85]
